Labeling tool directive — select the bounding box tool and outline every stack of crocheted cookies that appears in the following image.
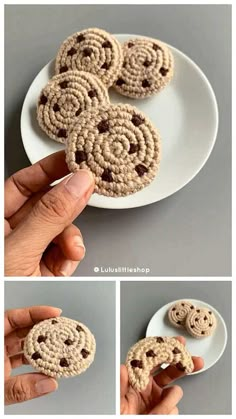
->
[168,300,217,338]
[37,28,174,197]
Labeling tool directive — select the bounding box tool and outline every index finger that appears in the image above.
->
[4,306,62,336]
[5,151,69,218]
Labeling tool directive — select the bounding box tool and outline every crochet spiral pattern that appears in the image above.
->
[114,38,174,98]
[55,28,123,87]
[185,308,217,339]
[66,103,161,197]
[168,301,196,329]
[24,317,96,378]
[37,70,109,144]
[126,336,194,392]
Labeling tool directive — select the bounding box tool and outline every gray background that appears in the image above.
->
[5,5,231,276]
[120,281,232,415]
[4,281,116,415]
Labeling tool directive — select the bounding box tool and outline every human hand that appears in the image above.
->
[5,151,94,276]
[4,305,62,405]
[120,337,204,414]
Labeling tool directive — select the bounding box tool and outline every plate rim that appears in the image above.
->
[146,298,227,375]
[20,33,219,210]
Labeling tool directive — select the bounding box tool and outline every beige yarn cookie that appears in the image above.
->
[113,38,174,98]
[185,308,217,339]
[126,336,194,392]
[168,301,195,329]
[55,28,123,87]
[37,70,109,144]
[66,103,161,197]
[24,317,96,378]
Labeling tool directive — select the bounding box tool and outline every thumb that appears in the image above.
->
[11,170,94,254]
[5,374,58,405]
[120,365,129,398]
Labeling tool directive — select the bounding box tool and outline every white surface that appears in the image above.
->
[146,298,227,374]
[21,34,218,209]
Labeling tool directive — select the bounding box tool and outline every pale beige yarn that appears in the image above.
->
[113,38,174,98]
[185,308,217,339]
[168,301,195,329]
[37,70,109,144]
[126,336,194,392]
[55,28,123,87]
[66,103,161,197]
[24,317,96,378]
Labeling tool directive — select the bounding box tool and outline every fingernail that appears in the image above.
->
[64,170,94,199]
[59,260,76,276]
[73,236,86,252]
[55,308,63,314]
[35,378,58,395]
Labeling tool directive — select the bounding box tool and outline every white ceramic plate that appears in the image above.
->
[146,299,227,374]
[21,34,218,209]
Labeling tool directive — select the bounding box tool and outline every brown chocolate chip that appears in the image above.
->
[181,303,185,306]
[75,150,87,164]
[60,66,68,73]
[101,62,110,70]
[173,347,181,354]
[37,335,46,343]
[52,320,58,324]
[53,103,60,112]
[116,78,125,86]
[191,325,194,328]
[32,352,42,360]
[40,95,47,105]
[81,349,90,358]
[97,120,109,133]
[209,323,213,327]
[191,306,194,309]
[197,310,200,313]
[76,325,84,333]
[75,109,81,116]
[204,316,208,321]
[146,350,156,357]
[64,339,73,346]
[102,168,113,182]
[131,115,144,127]
[153,44,160,51]
[59,81,68,89]
[83,47,93,57]
[156,337,164,343]
[135,164,148,177]
[58,129,67,138]
[142,79,151,88]
[196,318,199,322]
[172,307,176,311]
[177,321,181,325]
[208,311,212,315]
[143,59,152,67]
[60,358,69,367]
[77,34,85,43]
[102,40,112,48]
[88,89,97,98]
[201,331,205,335]
[129,143,139,154]
[131,359,143,368]
[67,47,77,56]
[128,42,134,48]
[176,362,186,371]
[160,67,169,76]
[176,312,179,316]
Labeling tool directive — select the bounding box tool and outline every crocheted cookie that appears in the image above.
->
[37,70,109,144]
[66,103,161,197]
[55,28,123,88]
[113,38,174,98]
[185,308,217,339]
[126,336,194,391]
[168,301,195,329]
[24,317,96,378]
